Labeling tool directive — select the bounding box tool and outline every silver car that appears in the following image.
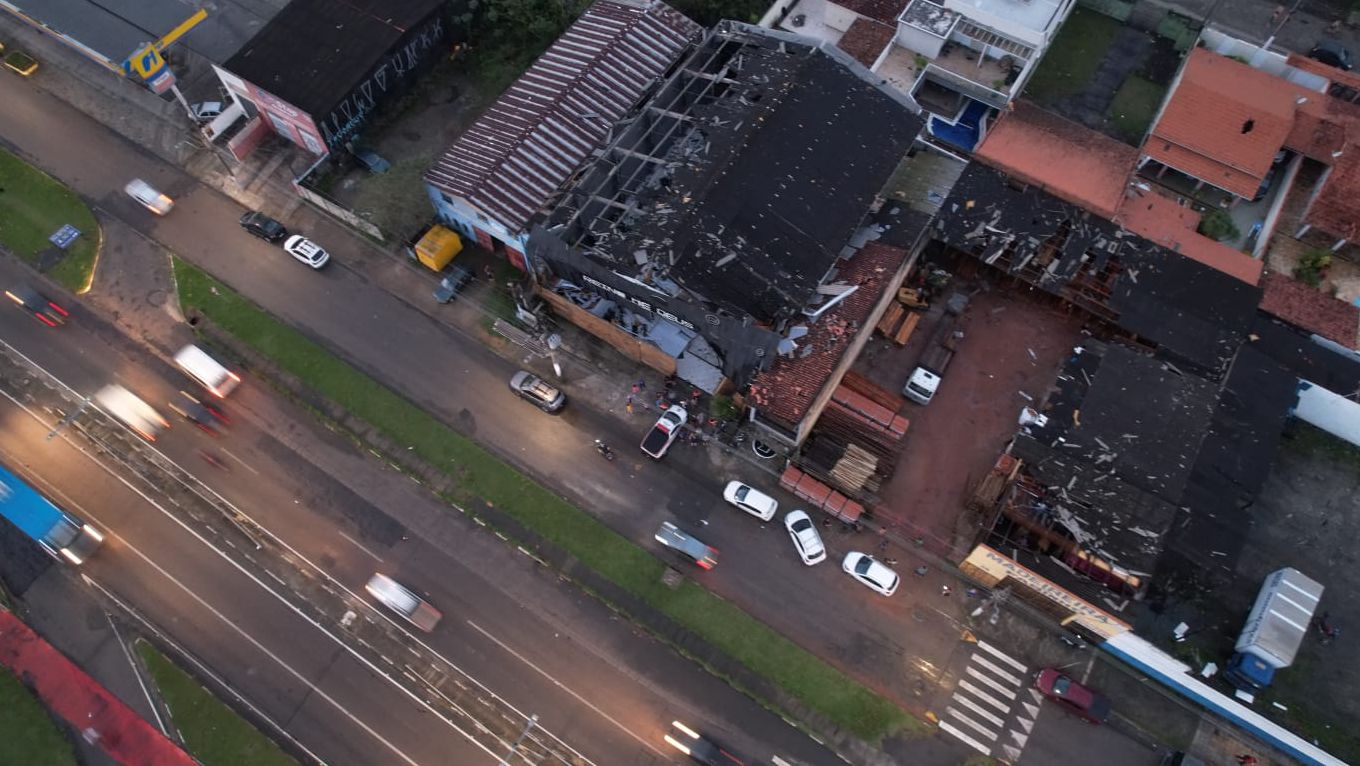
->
[365,573,441,632]
[509,370,565,412]
[283,235,330,269]
[842,552,899,596]
[784,510,826,565]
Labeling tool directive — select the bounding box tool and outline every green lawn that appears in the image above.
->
[1108,76,1166,143]
[0,147,100,292]
[0,666,78,766]
[1023,6,1122,104]
[136,642,296,766]
[173,258,919,742]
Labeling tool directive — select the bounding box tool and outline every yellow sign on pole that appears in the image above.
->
[128,44,165,79]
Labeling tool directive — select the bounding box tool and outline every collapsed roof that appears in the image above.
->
[539,22,924,328]
[934,163,1261,373]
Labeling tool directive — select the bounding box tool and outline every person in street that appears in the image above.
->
[1235,754,1258,765]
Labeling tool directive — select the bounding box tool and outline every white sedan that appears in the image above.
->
[842,552,899,596]
[722,481,778,521]
[283,235,330,269]
[783,510,826,565]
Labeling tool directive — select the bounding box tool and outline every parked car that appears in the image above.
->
[1033,667,1110,724]
[94,385,170,442]
[783,510,826,565]
[722,481,778,521]
[1310,40,1353,71]
[654,521,717,570]
[842,552,899,596]
[509,370,565,412]
[664,720,744,765]
[641,405,687,458]
[168,391,228,435]
[6,285,69,327]
[125,179,174,216]
[282,235,330,269]
[190,101,223,121]
[364,573,442,632]
[239,211,288,243]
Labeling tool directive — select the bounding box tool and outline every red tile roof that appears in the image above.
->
[1114,190,1263,285]
[1285,52,1360,95]
[1145,48,1307,199]
[1291,98,1360,240]
[425,0,701,235]
[1259,271,1360,347]
[832,0,910,24]
[836,17,894,69]
[975,101,1138,219]
[748,242,908,426]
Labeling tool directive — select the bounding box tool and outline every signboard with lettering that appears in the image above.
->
[960,544,1131,639]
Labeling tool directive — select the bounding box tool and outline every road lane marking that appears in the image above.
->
[0,349,592,764]
[972,655,1024,687]
[104,610,168,736]
[338,531,385,563]
[945,706,1000,740]
[219,447,260,475]
[956,679,1010,713]
[938,721,992,756]
[977,641,1028,672]
[949,693,1005,728]
[966,666,1019,700]
[0,396,508,766]
[466,620,666,758]
[97,532,438,766]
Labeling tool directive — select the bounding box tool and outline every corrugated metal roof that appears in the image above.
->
[425,0,700,234]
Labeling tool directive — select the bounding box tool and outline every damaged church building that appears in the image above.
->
[936,160,1360,613]
[527,21,926,396]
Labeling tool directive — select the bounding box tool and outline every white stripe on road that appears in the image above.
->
[956,679,1011,713]
[966,666,1020,700]
[938,720,993,756]
[977,641,1028,672]
[219,447,260,475]
[467,620,667,759]
[949,692,1006,728]
[338,531,385,563]
[945,706,1000,740]
[972,655,1024,687]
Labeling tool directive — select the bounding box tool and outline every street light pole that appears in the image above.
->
[496,714,538,766]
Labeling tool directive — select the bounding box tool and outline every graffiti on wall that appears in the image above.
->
[320,15,447,148]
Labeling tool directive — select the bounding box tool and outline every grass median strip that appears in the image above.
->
[136,641,296,766]
[173,258,916,742]
[0,147,100,292]
[0,666,78,766]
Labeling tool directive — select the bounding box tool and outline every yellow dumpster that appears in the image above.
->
[414,226,463,272]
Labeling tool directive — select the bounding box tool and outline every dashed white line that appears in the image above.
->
[219,447,260,475]
[338,531,385,563]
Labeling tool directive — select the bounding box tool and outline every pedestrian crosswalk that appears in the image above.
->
[937,641,1041,764]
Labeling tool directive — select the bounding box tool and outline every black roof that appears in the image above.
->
[223,0,444,117]
[934,163,1261,373]
[1247,314,1360,394]
[545,25,923,326]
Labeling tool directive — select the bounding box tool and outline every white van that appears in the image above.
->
[95,385,169,441]
[174,345,240,398]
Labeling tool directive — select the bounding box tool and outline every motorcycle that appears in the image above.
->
[594,439,615,461]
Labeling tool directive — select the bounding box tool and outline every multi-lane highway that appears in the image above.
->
[0,254,840,765]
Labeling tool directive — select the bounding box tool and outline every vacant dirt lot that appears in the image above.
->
[855,279,1084,556]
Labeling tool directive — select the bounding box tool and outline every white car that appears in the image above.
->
[842,552,899,596]
[364,573,441,632]
[783,510,826,565]
[94,384,170,442]
[124,178,174,215]
[283,235,330,269]
[722,481,778,521]
[640,405,687,458]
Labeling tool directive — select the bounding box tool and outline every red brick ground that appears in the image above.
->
[855,284,1084,557]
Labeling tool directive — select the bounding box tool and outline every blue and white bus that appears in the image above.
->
[0,461,103,564]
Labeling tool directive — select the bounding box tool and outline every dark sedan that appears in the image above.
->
[239,211,288,243]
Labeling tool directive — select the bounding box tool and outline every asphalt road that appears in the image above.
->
[0,58,1168,766]
[0,259,842,766]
